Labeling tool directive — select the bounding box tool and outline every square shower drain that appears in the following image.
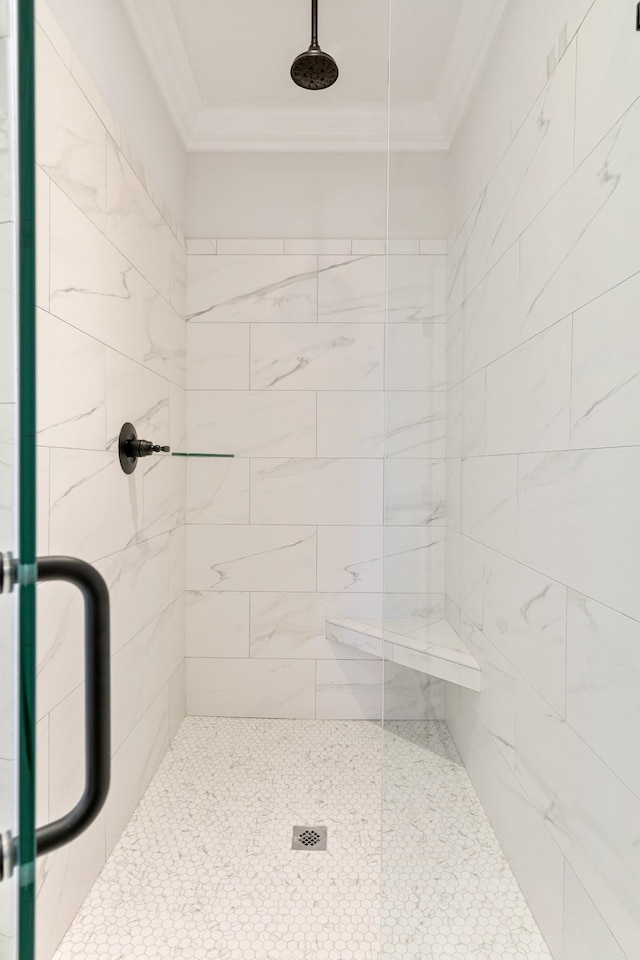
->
[291,826,327,850]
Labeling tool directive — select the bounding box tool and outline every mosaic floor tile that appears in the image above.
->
[52,718,552,959]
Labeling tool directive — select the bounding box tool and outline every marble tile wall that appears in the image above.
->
[185,238,448,721]
[34,6,186,958]
[445,1,640,957]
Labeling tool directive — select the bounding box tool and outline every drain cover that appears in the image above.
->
[292,826,327,850]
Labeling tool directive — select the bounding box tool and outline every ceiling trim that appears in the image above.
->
[122,0,507,153]
[188,102,448,153]
[434,0,511,143]
[120,0,203,143]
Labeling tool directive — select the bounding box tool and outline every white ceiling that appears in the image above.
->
[166,0,461,107]
[120,0,510,151]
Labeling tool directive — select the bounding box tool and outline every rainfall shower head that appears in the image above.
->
[290,0,338,90]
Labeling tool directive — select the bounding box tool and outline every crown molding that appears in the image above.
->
[120,0,203,144]
[434,0,511,144]
[188,102,447,153]
[122,0,507,153]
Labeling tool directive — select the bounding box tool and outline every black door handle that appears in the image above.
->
[0,554,111,878]
[35,557,111,856]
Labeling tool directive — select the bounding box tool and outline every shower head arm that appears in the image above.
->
[310,0,319,48]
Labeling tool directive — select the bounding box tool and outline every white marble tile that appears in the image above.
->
[0,225,14,407]
[564,865,628,960]
[447,190,488,315]
[315,660,382,720]
[187,255,317,323]
[37,310,106,449]
[479,732,565,959]
[484,43,576,270]
[250,592,383,660]
[461,242,520,380]
[352,238,386,255]
[385,391,446,459]
[385,322,446,391]
[460,455,518,557]
[567,590,640,799]
[186,238,216,255]
[420,239,447,255]
[36,26,107,229]
[483,549,567,717]
[575,0,640,165]
[251,458,383,526]
[187,390,316,457]
[447,370,486,460]
[388,240,420,255]
[110,634,143,754]
[317,255,385,324]
[105,350,169,452]
[105,689,168,854]
[384,527,445,594]
[387,255,447,323]
[445,530,484,628]
[520,95,640,342]
[285,238,350,255]
[36,578,84,719]
[514,680,640,960]
[186,456,249,524]
[571,272,640,448]
[36,165,50,311]
[518,448,640,621]
[186,658,316,718]
[485,318,572,454]
[316,391,384,458]
[186,591,250,658]
[383,663,445,720]
[446,457,461,532]
[186,524,316,592]
[36,813,106,960]
[168,523,186,601]
[316,526,383,594]
[457,615,516,769]
[217,239,283,255]
[384,459,445,527]
[168,662,186,741]
[169,382,187,453]
[94,534,171,655]
[251,322,384,391]
[142,454,185,539]
[106,140,172,303]
[140,290,186,388]
[187,323,249,390]
[49,448,142,561]
[49,184,158,363]
[140,596,184,711]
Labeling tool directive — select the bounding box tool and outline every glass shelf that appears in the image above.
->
[171,452,235,458]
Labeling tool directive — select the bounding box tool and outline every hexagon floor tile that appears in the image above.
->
[53,719,552,959]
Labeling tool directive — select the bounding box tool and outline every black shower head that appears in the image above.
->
[291,0,339,90]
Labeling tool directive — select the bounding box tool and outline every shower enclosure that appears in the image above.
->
[2,0,639,957]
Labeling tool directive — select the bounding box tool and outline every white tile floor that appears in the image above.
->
[53,718,552,960]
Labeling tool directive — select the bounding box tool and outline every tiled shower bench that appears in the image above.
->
[325,618,482,692]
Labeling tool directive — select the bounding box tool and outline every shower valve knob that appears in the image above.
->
[118,423,170,474]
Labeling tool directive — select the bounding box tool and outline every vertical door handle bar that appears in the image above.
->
[34,556,111,857]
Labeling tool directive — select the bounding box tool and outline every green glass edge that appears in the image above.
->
[17,0,37,956]
[171,452,235,459]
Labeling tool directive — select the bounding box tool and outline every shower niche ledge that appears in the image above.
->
[325,618,482,692]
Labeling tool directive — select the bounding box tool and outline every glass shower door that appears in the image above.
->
[0,0,37,957]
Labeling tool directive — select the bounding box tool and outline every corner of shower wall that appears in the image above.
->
[33,2,187,956]
[443,2,640,959]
